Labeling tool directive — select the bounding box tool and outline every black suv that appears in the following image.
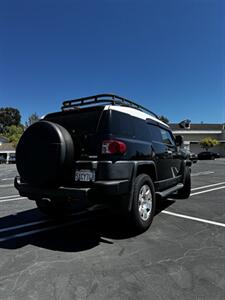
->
[15,94,191,232]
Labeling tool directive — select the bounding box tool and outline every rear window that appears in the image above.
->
[45,107,104,134]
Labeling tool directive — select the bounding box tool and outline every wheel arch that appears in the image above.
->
[127,161,157,211]
[135,162,157,182]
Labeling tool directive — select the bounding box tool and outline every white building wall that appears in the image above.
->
[190,144,201,154]
[0,150,16,164]
[173,129,225,157]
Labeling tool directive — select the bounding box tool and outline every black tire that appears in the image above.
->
[130,174,156,232]
[16,121,74,187]
[177,167,191,199]
[35,199,71,217]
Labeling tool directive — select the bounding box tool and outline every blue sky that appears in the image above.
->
[0,0,224,124]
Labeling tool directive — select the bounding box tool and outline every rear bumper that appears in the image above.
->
[14,176,129,201]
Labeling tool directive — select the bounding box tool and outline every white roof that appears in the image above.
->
[173,130,222,134]
[104,105,169,127]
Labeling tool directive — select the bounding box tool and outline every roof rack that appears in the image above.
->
[61,93,159,119]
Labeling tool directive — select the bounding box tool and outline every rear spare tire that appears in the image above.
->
[16,121,74,186]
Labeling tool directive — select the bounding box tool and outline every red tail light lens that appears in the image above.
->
[102,140,127,154]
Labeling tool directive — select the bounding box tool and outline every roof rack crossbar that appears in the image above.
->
[61,93,159,119]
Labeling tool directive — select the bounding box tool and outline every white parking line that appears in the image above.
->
[0,211,85,234]
[190,186,225,196]
[0,194,19,200]
[0,210,93,242]
[0,184,14,188]
[191,171,214,177]
[162,211,225,228]
[1,178,14,181]
[0,218,90,242]
[0,219,48,233]
[0,197,27,203]
[191,182,225,191]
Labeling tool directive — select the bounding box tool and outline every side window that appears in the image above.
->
[134,118,151,141]
[110,110,134,137]
[160,128,175,146]
[148,124,162,143]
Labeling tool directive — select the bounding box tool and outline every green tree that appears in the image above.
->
[0,107,21,132]
[25,113,40,128]
[159,115,169,124]
[200,137,219,151]
[4,125,24,148]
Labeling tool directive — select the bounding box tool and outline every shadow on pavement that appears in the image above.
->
[0,199,174,252]
[155,198,175,215]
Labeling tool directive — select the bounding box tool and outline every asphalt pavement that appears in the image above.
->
[0,160,224,300]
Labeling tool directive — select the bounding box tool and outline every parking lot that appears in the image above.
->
[0,160,224,300]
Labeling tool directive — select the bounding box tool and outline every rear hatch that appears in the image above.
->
[44,106,106,160]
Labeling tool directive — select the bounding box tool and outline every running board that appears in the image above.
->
[156,183,184,198]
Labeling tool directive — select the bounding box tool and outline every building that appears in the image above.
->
[0,136,8,145]
[0,136,16,163]
[170,123,225,156]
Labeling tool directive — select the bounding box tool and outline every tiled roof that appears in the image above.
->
[0,136,9,143]
[0,143,15,151]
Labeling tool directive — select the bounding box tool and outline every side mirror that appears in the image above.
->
[175,135,183,146]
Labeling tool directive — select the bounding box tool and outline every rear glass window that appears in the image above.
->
[45,107,104,134]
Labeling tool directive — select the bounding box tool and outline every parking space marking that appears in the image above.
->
[0,210,94,242]
[0,218,90,242]
[0,184,14,188]
[191,171,214,177]
[0,194,19,200]
[0,219,48,233]
[0,210,88,234]
[0,197,27,203]
[190,185,225,196]
[191,182,225,191]
[162,211,225,228]
[1,177,14,181]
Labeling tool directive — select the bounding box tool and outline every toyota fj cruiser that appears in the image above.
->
[15,94,191,232]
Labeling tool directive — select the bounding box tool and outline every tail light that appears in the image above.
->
[102,140,127,154]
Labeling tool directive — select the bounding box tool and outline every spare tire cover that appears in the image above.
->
[16,121,74,186]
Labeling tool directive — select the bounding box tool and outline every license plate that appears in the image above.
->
[75,169,95,182]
